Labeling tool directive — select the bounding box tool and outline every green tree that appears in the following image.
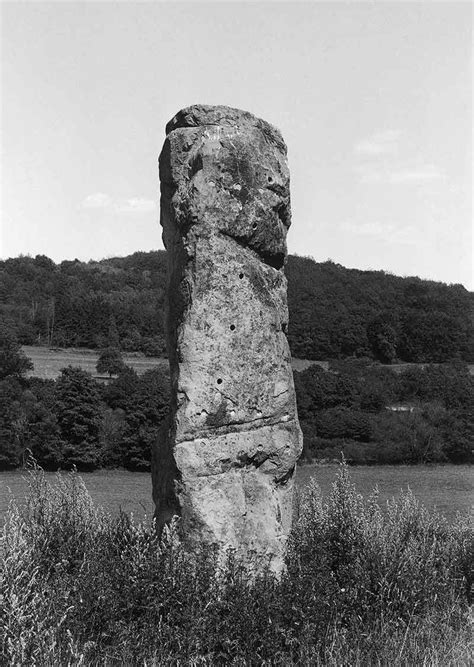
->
[367,317,397,364]
[372,410,445,464]
[108,314,120,348]
[315,407,372,442]
[294,365,356,420]
[54,367,103,470]
[26,379,65,468]
[141,335,166,357]
[0,378,25,468]
[398,311,465,363]
[0,324,33,380]
[117,368,169,470]
[100,366,140,466]
[102,365,140,410]
[96,347,125,377]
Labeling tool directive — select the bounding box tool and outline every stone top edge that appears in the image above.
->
[165,104,286,150]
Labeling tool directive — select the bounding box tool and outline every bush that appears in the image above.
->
[95,347,125,377]
[1,463,471,665]
[314,407,372,442]
[0,324,33,380]
[295,362,474,464]
[53,367,103,470]
[289,467,472,624]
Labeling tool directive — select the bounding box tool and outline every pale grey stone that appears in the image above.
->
[152,104,303,574]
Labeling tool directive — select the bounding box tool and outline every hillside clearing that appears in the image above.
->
[22,345,167,380]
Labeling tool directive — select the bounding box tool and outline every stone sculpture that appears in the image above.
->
[152,104,303,573]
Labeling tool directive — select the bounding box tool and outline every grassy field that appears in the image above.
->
[22,345,327,379]
[2,464,471,666]
[22,345,168,379]
[1,463,472,524]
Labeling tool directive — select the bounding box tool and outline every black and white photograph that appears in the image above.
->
[1,1,472,665]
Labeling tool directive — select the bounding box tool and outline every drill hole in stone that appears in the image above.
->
[217,378,223,385]
[230,324,236,331]
[252,223,257,230]
[239,273,244,279]
[268,176,273,183]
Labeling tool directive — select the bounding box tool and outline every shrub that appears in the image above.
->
[53,367,103,470]
[314,407,372,442]
[1,463,471,665]
[290,466,471,625]
[95,347,125,377]
[0,324,33,380]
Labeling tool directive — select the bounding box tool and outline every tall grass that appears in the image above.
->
[1,463,472,665]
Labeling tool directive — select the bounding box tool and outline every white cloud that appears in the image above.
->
[354,161,445,186]
[115,198,156,214]
[354,130,401,156]
[388,165,444,184]
[81,193,156,214]
[342,221,389,236]
[82,192,113,209]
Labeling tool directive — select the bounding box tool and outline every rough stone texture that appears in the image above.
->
[153,104,303,573]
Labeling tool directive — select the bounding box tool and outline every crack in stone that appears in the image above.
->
[215,387,238,407]
[176,415,297,444]
[273,387,290,399]
[182,453,296,481]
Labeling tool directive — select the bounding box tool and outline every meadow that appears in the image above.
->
[1,463,472,525]
[1,463,472,665]
[22,345,168,380]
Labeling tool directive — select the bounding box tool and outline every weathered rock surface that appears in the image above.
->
[153,104,303,573]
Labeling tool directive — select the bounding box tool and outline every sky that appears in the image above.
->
[1,1,472,288]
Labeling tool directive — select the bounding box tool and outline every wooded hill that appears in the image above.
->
[1,252,473,363]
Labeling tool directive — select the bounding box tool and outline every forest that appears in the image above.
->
[1,251,473,470]
[1,326,472,470]
[1,251,473,363]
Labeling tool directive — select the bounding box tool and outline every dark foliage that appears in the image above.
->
[96,347,125,377]
[296,359,474,464]
[0,326,35,467]
[0,354,171,470]
[1,252,473,469]
[102,367,170,470]
[286,256,473,362]
[0,353,471,469]
[0,377,26,468]
[0,323,33,380]
[54,367,104,470]
[1,252,472,362]
[0,252,167,354]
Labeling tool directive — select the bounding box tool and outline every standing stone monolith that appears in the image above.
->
[153,104,303,574]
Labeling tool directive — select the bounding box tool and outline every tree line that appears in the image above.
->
[295,358,473,464]
[1,252,473,363]
[1,326,472,470]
